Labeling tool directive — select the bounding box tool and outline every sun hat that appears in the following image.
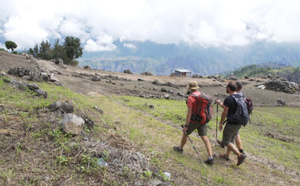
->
[187,81,199,90]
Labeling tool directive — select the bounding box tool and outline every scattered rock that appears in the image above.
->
[34,89,48,98]
[123,69,132,74]
[94,106,104,114]
[277,99,285,106]
[263,80,299,94]
[192,74,202,78]
[48,102,74,113]
[167,89,173,94]
[141,72,153,76]
[61,114,85,135]
[227,76,238,80]
[161,88,167,92]
[91,75,101,81]
[82,116,94,130]
[84,65,91,70]
[164,94,170,100]
[49,73,59,82]
[244,75,249,79]
[55,58,64,65]
[266,132,294,142]
[149,104,154,109]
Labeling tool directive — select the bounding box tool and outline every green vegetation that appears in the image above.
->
[5,41,17,52]
[28,36,83,66]
[0,75,299,185]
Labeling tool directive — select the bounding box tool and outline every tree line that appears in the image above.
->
[28,36,83,66]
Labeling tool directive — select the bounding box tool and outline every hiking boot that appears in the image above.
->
[237,153,247,166]
[204,158,214,166]
[173,146,183,154]
[219,154,231,161]
[217,139,225,148]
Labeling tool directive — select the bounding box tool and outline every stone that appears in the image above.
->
[84,65,91,70]
[161,88,167,92]
[263,80,298,94]
[277,99,285,106]
[91,76,101,81]
[27,83,39,90]
[49,73,59,82]
[55,58,64,65]
[48,102,74,113]
[164,94,170,100]
[35,89,48,98]
[123,69,132,74]
[82,116,94,130]
[0,71,6,76]
[61,114,85,135]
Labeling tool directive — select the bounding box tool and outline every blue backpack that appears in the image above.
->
[228,95,249,126]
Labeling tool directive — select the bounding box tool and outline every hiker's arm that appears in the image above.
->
[184,107,192,132]
[215,99,225,108]
[219,106,228,131]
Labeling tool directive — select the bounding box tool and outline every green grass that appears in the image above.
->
[115,95,300,173]
[0,77,299,185]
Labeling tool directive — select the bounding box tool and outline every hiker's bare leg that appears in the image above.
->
[201,136,213,157]
[227,143,241,157]
[180,132,188,148]
[235,134,243,150]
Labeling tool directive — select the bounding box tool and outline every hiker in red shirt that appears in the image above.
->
[173,81,214,165]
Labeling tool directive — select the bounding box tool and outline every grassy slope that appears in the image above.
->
[0,77,299,185]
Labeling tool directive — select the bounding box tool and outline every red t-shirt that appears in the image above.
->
[187,91,201,123]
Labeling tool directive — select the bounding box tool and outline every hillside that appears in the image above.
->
[79,41,300,76]
[0,51,300,185]
[228,63,300,84]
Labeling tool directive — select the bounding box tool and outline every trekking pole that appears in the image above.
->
[181,125,207,169]
[216,103,218,141]
[212,77,226,88]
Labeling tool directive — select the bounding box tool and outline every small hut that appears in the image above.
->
[174,69,192,77]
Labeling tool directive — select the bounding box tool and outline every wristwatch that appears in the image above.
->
[184,124,188,128]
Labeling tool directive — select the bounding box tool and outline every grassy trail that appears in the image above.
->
[0,78,299,185]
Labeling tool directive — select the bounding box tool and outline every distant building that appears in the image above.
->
[174,69,192,77]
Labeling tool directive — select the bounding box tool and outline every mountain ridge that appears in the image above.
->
[79,41,300,76]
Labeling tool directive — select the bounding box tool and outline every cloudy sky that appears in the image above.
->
[0,0,299,52]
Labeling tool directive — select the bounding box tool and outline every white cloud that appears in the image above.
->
[0,0,300,50]
[0,42,5,49]
[123,43,136,49]
[84,35,116,52]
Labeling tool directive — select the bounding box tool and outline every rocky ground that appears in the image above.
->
[1,51,299,107]
[1,51,300,185]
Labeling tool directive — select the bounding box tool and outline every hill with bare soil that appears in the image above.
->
[0,51,299,185]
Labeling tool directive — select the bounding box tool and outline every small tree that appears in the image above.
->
[38,40,52,60]
[52,39,72,64]
[28,44,39,57]
[64,36,83,66]
[5,41,17,52]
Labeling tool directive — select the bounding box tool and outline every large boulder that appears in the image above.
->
[123,69,132,74]
[8,67,31,77]
[61,114,85,135]
[263,80,299,93]
[55,58,64,65]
